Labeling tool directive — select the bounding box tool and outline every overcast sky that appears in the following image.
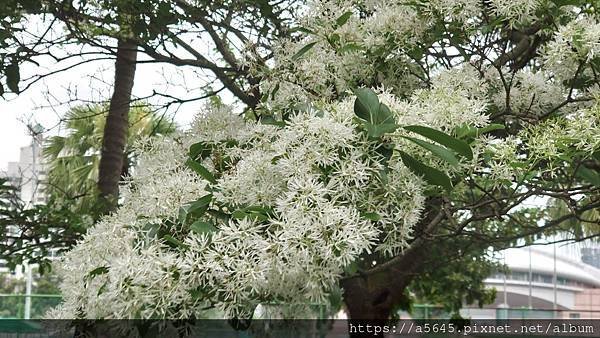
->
[0,55,221,171]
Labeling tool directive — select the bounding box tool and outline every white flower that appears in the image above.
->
[490,0,541,26]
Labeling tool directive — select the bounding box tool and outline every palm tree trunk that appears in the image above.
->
[97,38,137,211]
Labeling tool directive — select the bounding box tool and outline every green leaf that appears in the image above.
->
[327,33,341,47]
[361,212,382,221]
[190,221,218,235]
[163,234,187,249]
[335,11,353,27]
[402,136,459,166]
[361,122,398,138]
[189,142,211,160]
[5,62,19,93]
[398,151,452,192]
[344,261,359,275]
[244,205,273,214]
[182,194,213,220]
[291,42,317,61]
[576,165,600,187]
[260,115,286,127]
[338,43,362,54]
[404,125,473,159]
[270,82,280,100]
[186,159,216,184]
[354,89,398,138]
[231,210,247,219]
[231,206,272,222]
[188,287,205,300]
[455,124,505,140]
[87,266,109,279]
[552,0,583,7]
[354,88,380,121]
[377,103,396,125]
[97,282,108,296]
[289,26,316,35]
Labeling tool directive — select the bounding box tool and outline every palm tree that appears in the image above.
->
[43,103,175,218]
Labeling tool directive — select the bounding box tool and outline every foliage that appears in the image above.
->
[0,0,45,96]
[0,178,87,272]
[0,103,175,271]
[1,0,301,108]
[43,103,175,217]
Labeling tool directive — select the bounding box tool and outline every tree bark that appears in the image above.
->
[97,39,137,211]
[341,250,421,338]
[341,201,445,337]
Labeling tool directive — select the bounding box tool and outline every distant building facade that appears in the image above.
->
[1,132,46,278]
[461,247,600,319]
[4,134,46,206]
[581,247,600,269]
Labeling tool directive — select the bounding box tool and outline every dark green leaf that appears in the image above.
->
[361,212,382,221]
[455,123,505,139]
[398,151,452,191]
[5,62,19,93]
[353,88,380,121]
[344,261,359,275]
[289,26,316,35]
[338,43,362,54]
[576,165,600,187]
[402,136,459,166]
[552,0,583,7]
[189,142,211,160]
[291,42,317,61]
[231,206,273,222]
[182,194,213,220]
[244,205,273,214]
[87,266,109,279]
[190,221,218,235]
[404,125,473,159]
[231,210,247,219]
[354,89,398,138]
[163,234,187,249]
[260,115,286,127]
[97,282,108,296]
[271,82,280,100]
[361,122,398,138]
[335,11,353,27]
[186,159,216,184]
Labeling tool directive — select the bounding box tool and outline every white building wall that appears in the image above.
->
[486,279,580,309]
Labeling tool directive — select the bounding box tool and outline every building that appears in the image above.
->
[3,132,47,206]
[461,247,600,319]
[1,128,46,278]
[581,247,600,269]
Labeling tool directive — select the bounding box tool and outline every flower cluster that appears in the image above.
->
[50,65,494,317]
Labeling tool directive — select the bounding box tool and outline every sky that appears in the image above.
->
[0,15,236,171]
[0,55,217,171]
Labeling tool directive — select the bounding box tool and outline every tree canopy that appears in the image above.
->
[48,0,600,326]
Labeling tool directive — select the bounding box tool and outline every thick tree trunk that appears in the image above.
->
[342,278,404,338]
[342,267,414,338]
[97,39,137,211]
[341,200,445,337]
